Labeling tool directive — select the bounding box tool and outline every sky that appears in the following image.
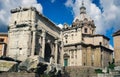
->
[0,0,120,49]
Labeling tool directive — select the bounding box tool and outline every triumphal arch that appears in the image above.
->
[7,7,63,65]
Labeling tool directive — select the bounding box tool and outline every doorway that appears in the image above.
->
[64,59,68,66]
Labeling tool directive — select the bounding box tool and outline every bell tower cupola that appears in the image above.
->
[80,1,86,14]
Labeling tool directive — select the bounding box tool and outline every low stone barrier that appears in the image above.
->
[63,66,97,77]
[97,74,120,77]
[0,72,35,77]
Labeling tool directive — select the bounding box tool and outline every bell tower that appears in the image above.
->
[72,1,96,35]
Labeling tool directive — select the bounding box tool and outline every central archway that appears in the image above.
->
[44,43,51,62]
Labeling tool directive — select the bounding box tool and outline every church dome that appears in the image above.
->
[73,13,92,22]
[73,1,92,22]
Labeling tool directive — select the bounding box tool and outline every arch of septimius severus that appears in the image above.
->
[7,7,63,65]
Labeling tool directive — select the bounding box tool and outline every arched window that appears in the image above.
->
[84,28,87,33]
[92,30,94,34]
[65,35,68,43]
[0,38,4,42]
[71,34,74,40]
[84,18,88,21]
[14,21,17,25]
[75,19,79,22]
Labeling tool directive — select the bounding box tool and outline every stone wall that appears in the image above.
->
[97,74,120,77]
[0,33,8,56]
[0,73,35,77]
[63,28,82,46]
[114,35,120,66]
[64,66,97,77]
[63,66,120,77]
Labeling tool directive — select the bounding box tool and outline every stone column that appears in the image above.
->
[51,43,54,56]
[31,30,36,56]
[41,30,45,58]
[59,32,64,65]
[38,35,41,56]
[101,50,104,68]
[60,41,64,65]
[69,50,71,66]
[54,40,58,64]
[2,44,5,56]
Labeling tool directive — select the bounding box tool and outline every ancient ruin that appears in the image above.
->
[0,1,115,77]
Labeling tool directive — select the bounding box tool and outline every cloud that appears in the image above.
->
[51,0,55,3]
[57,24,63,29]
[100,0,120,31]
[65,0,74,7]
[109,44,114,50]
[0,0,43,32]
[20,0,43,12]
[64,0,120,34]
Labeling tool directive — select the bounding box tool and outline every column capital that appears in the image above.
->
[42,29,45,33]
[47,39,51,43]
[41,30,46,37]
[31,26,36,31]
[54,40,58,44]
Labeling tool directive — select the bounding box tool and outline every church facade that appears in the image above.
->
[7,2,113,69]
[62,3,113,68]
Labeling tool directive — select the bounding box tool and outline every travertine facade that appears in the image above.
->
[0,33,8,56]
[113,30,120,66]
[7,7,63,65]
[62,3,113,68]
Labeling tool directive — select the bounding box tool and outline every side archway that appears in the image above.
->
[44,43,51,62]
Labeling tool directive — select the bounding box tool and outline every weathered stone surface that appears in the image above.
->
[62,2,113,68]
[0,60,17,72]
[0,72,35,77]
[63,66,97,77]
[8,6,63,66]
[7,3,113,76]
[18,56,45,72]
[113,30,120,66]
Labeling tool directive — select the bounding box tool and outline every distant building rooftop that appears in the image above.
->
[113,30,120,36]
[82,34,110,40]
[0,33,8,36]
